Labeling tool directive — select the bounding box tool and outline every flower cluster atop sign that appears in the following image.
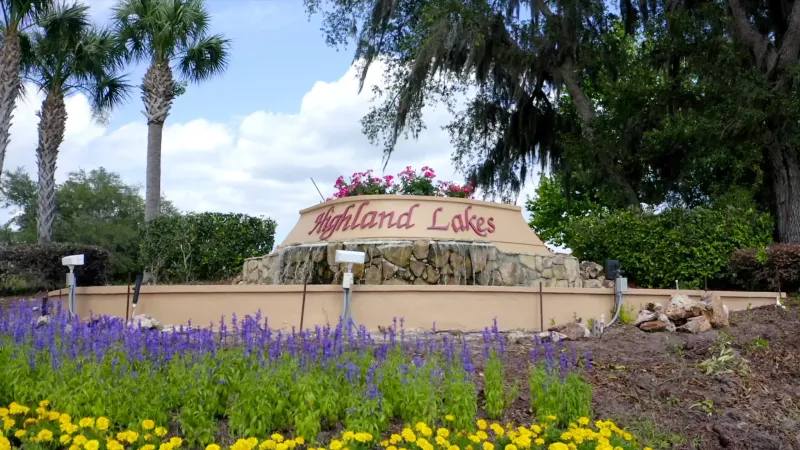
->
[329,166,475,200]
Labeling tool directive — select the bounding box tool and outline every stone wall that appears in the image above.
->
[241,240,610,288]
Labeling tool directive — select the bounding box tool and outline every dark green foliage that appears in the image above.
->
[564,207,774,289]
[140,213,277,283]
[0,243,109,295]
[1,167,177,283]
[730,244,800,293]
[526,174,604,248]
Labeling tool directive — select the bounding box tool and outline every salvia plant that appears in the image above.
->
[0,300,594,447]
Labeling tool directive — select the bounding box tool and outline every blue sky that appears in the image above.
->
[2,0,541,246]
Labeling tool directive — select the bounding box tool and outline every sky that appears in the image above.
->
[1,0,542,247]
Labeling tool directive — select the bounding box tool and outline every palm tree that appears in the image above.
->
[0,0,52,178]
[25,1,129,243]
[113,0,229,222]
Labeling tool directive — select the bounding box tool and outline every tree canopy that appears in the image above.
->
[306,0,800,242]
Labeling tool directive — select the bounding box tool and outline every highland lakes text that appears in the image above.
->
[308,201,496,240]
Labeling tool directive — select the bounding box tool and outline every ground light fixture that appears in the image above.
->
[335,249,366,327]
[61,254,85,317]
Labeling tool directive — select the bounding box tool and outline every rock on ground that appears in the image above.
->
[677,315,712,333]
[666,294,706,320]
[129,314,162,330]
[701,291,730,328]
[548,320,591,340]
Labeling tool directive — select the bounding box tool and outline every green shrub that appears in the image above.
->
[140,212,277,283]
[0,243,110,295]
[729,244,800,292]
[564,206,773,288]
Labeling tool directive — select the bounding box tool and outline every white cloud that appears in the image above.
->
[1,63,540,246]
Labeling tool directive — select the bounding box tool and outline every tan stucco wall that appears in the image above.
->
[280,195,551,256]
[48,285,782,332]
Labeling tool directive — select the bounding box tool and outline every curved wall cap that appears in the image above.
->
[280,195,552,256]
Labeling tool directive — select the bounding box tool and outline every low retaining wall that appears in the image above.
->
[47,285,783,332]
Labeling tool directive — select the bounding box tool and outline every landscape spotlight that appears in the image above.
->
[62,254,85,317]
[335,250,366,326]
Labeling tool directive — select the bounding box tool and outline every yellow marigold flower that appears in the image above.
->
[272,434,285,443]
[445,415,455,422]
[355,433,373,443]
[476,420,488,430]
[504,445,517,450]
[329,440,343,450]
[567,445,577,450]
[437,428,450,439]
[85,439,100,450]
[599,428,612,438]
[169,437,183,448]
[73,435,88,446]
[145,434,154,441]
[69,445,80,450]
[623,433,632,441]
[468,435,481,444]
[48,411,60,420]
[476,431,488,441]
[0,437,10,450]
[159,444,174,450]
[546,444,568,450]
[533,439,544,446]
[417,438,434,450]
[448,446,459,450]
[577,418,589,426]
[381,440,389,447]
[96,417,110,431]
[387,446,397,450]
[155,427,168,437]
[421,427,433,438]
[36,429,53,442]
[276,443,288,450]
[435,436,448,447]
[560,432,572,441]
[39,400,49,408]
[60,413,72,423]
[24,417,38,427]
[14,430,26,438]
[140,446,156,450]
[9,402,29,415]
[287,441,297,450]
[2,418,14,431]
[142,420,155,431]
[60,435,72,444]
[401,428,416,443]
[414,423,427,432]
[644,448,653,450]
[260,440,276,450]
[206,445,221,450]
[390,434,402,445]
[482,443,494,450]
[295,437,305,445]
[0,408,8,418]
[247,438,259,448]
[79,417,95,428]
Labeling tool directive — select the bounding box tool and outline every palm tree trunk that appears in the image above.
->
[0,29,23,178]
[142,61,176,223]
[36,91,67,244]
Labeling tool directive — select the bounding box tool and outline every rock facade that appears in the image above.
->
[241,241,609,288]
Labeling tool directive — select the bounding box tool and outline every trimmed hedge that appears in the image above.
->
[140,212,277,283]
[565,206,774,289]
[0,243,110,295]
[729,244,800,292]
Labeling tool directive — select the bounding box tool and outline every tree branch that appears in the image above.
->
[777,0,800,73]
[729,0,777,72]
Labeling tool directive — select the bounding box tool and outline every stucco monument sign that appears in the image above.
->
[242,195,606,287]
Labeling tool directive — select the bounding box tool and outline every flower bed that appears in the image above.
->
[1,301,651,450]
[329,167,474,200]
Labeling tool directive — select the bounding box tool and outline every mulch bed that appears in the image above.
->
[490,303,800,450]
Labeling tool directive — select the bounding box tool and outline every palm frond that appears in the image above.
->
[177,33,229,82]
[86,72,131,120]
